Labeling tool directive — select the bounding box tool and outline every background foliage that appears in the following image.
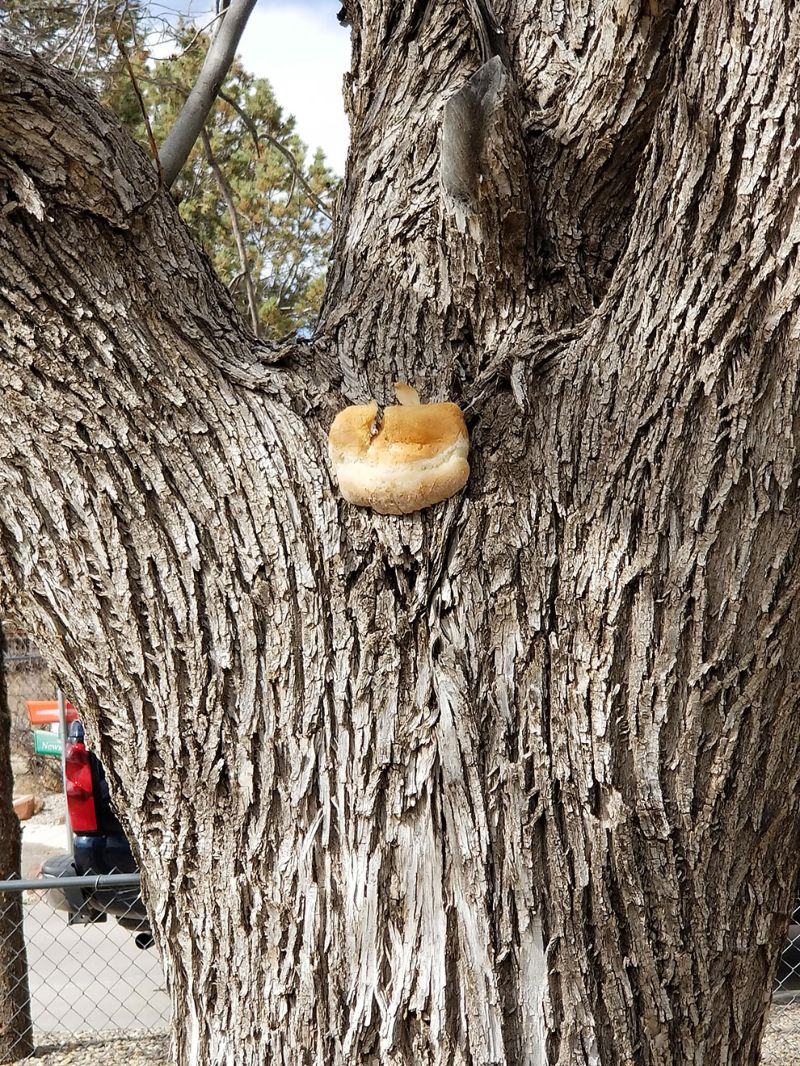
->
[0,1,337,337]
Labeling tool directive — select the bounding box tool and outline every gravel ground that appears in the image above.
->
[4,1031,170,1066]
[1,1007,797,1065]
[762,1002,800,1063]
[25,792,68,828]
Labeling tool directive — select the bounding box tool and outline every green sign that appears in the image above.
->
[33,729,62,757]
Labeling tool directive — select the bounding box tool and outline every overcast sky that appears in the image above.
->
[235,0,351,174]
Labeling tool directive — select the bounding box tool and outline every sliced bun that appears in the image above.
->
[328,386,470,514]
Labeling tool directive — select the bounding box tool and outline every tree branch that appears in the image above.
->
[200,125,260,337]
[112,10,163,191]
[464,0,508,64]
[0,48,319,390]
[139,69,334,225]
[216,88,333,221]
[143,70,334,222]
[158,0,257,189]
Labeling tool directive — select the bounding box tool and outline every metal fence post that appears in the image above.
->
[56,688,74,856]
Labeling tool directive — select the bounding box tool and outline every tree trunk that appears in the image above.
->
[1,0,800,1062]
[0,622,33,1061]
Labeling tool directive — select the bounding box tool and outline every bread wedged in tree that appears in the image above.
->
[328,384,470,515]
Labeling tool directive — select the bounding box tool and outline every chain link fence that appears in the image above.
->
[762,899,800,1063]
[0,874,169,1063]
[1,875,799,1063]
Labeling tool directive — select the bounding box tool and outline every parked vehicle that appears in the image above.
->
[40,718,153,948]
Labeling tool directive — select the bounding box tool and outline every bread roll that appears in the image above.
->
[328,383,470,514]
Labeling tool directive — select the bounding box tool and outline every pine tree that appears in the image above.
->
[0,1,336,337]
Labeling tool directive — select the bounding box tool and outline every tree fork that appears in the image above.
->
[1,0,800,1061]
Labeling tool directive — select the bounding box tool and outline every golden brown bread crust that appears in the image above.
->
[328,402,467,460]
[328,394,470,514]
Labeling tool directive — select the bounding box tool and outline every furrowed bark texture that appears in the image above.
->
[0,622,33,1061]
[1,0,800,1062]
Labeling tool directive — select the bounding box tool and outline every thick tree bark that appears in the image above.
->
[1,0,799,1063]
[0,622,33,1061]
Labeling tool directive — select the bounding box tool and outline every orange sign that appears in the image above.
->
[25,700,79,726]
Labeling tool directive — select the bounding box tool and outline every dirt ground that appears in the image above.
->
[6,629,63,802]
[12,752,60,801]
[2,1007,797,1065]
[762,1002,800,1062]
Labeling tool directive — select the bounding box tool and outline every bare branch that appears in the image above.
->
[200,126,260,337]
[112,7,163,190]
[213,0,232,39]
[148,10,228,63]
[141,67,334,221]
[158,0,257,189]
[216,87,333,221]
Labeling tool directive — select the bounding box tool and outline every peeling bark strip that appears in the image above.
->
[1,0,800,1060]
